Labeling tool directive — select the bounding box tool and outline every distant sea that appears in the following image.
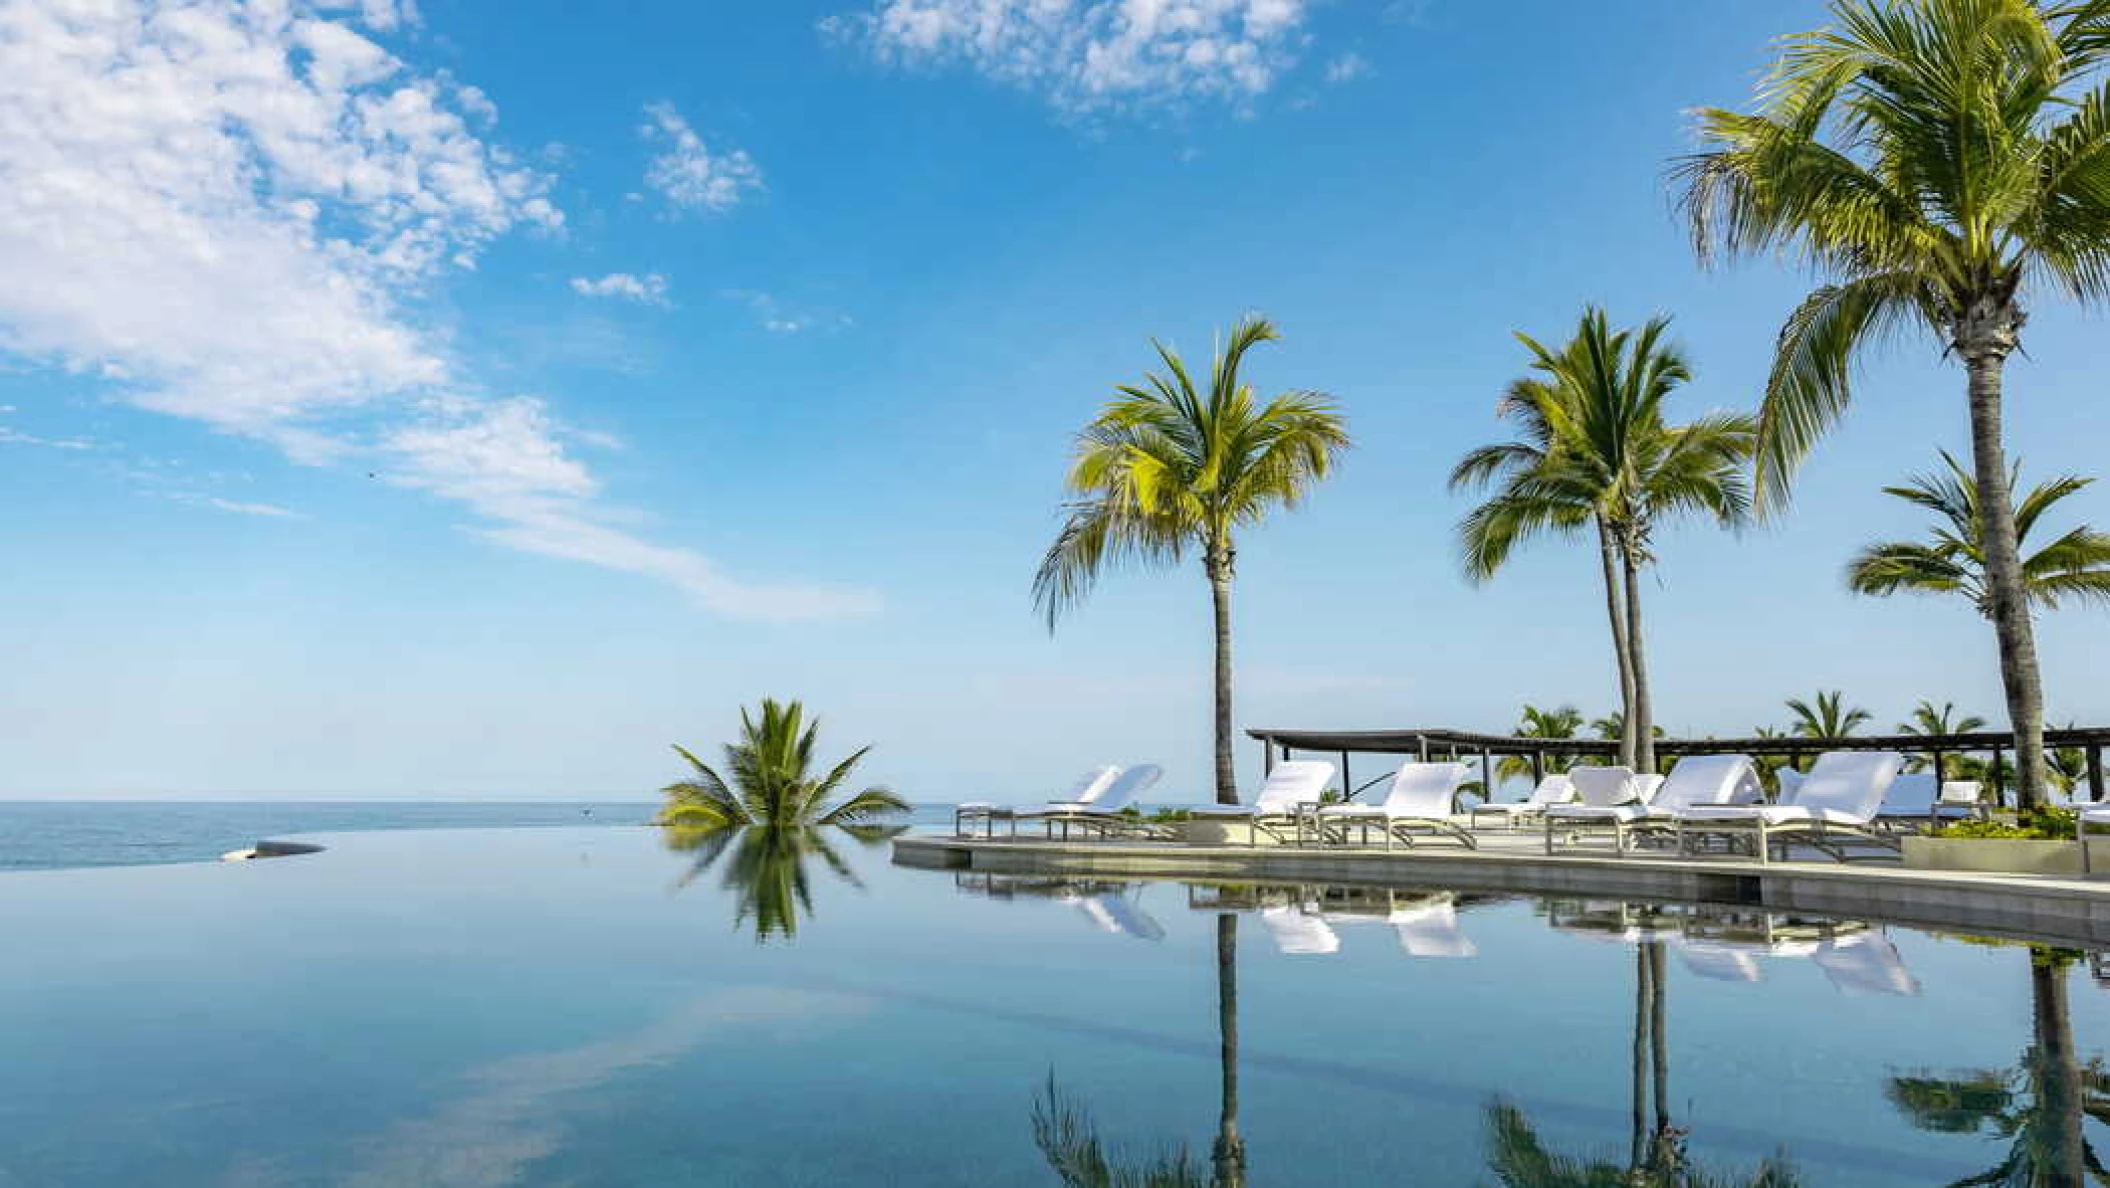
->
[0,801,959,872]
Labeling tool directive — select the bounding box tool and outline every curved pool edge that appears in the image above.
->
[893,833,2110,947]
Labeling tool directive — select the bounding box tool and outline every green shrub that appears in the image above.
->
[1936,807,2077,841]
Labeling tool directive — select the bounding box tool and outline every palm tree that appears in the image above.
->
[2046,724,2094,800]
[1497,704,1589,783]
[1454,308,1756,773]
[1899,699,1993,780]
[664,823,898,942]
[1849,453,2110,622]
[1033,317,1349,804]
[1675,0,2110,809]
[1751,726,1800,795]
[656,698,908,829]
[1786,690,1872,742]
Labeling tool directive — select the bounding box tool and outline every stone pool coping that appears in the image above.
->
[892,830,2110,947]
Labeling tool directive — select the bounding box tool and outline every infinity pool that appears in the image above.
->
[0,825,2102,1185]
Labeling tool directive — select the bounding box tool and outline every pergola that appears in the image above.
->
[1247,725,2110,806]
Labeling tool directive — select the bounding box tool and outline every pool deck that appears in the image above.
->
[893,828,2110,947]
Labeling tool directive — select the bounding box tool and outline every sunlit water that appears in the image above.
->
[0,824,2102,1185]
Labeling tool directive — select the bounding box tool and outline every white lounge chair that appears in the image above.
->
[956,766,1120,837]
[1676,751,1904,863]
[1017,764,1166,839]
[1188,760,1336,845]
[1315,761,1475,848]
[1543,755,1760,856]
[1540,766,1637,854]
[1875,773,1988,833]
[1813,931,1921,996]
[1260,904,1340,954]
[1469,773,1576,831]
[2081,804,2110,874]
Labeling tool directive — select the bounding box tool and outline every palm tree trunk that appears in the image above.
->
[1629,943,1650,1171]
[1961,343,2049,810]
[1211,913,1246,1188]
[1621,549,1656,776]
[2030,955,2085,1187]
[1208,554,1238,805]
[1648,941,1670,1167]
[1598,520,1637,767]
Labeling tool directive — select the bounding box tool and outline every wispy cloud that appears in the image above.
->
[641,102,763,214]
[0,426,97,451]
[1324,52,1371,84]
[0,0,871,620]
[721,290,852,335]
[202,497,305,519]
[824,0,1314,115]
[569,272,671,306]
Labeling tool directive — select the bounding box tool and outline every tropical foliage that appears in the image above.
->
[1031,1077,1210,1188]
[656,698,907,829]
[1848,452,2110,616]
[1785,690,1872,741]
[1676,0,2110,809]
[665,823,898,942]
[1899,699,1993,782]
[1452,307,1754,773]
[1496,704,1588,783]
[1033,317,1349,803]
[1484,1101,1803,1187]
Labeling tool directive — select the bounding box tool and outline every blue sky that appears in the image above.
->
[2,0,2107,801]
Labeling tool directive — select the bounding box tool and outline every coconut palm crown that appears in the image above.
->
[1848,451,2110,616]
[1675,0,2110,807]
[1032,316,1349,804]
[656,698,908,829]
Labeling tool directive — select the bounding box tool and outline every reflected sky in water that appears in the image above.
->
[0,825,2103,1185]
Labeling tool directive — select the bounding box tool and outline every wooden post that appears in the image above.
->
[1261,737,1273,777]
[1532,751,1545,786]
[1340,750,1352,803]
[1481,746,1494,802]
[1992,749,2007,807]
[2089,745,2104,803]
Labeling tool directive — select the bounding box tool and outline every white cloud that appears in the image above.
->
[0,0,871,621]
[569,272,670,305]
[204,496,304,518]
[1324,51,1370,84]
[826,0,1314,114]
[0,426,97,451]
[722,290,850,335]
[641,103,762,214]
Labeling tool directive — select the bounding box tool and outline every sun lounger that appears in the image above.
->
[1315,761,1475,848]
[1259,904,1340,954]
[1875,773,1988,833]
[956,766,1119,836]
[1674,939,1765,983]
[1017,764,1166,839]
[1470,773,1576,830]
[1544,755,1760,855]
[1188,760,1336,845]
[1812,931,1921,996]
[2081,804,2110,874]
[1676,751,1904,863]
[1539,766,1637,853]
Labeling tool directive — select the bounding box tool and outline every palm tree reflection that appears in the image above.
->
[1886,945,2110,1187]
[665,823,901,942]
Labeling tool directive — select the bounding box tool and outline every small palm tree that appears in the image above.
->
[1033,317,1349,804]
[1676,0,2110,809]
[1898,700,1991,779]
[1454,309,1755,774]
[1750,726,1799,795]
[2046,725,2093,800]
[1849,452,2110,620]
[1786,690,1871,742]
[656,698,908,829]
[1497,704,1588,783]
[1484,1101,1803,1187]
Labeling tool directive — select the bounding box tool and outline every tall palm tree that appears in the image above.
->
[1676,0,2110,809]
[657,698,908,829]
[1033,317,1349,804]
[1497,704,1588,783]
[1786,690,1872,741]
[1454,308,1756,773]
[1849,452,2110,622]
[1899,699,1992,778]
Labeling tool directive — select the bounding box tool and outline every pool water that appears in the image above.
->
[0,824,2103,1186]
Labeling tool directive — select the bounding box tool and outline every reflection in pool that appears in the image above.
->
[0,825,2104,1185]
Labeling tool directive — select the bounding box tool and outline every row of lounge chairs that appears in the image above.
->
[956,750,1997,865]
